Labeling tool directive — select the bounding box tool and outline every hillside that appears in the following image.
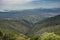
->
[31,15,60,36]
[0,15,60,37]
[0,20,32,34]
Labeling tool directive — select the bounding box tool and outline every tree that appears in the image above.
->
[0,30,4,40]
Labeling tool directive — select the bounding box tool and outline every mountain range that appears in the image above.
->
[0,8,60,23]
[0,8,60,36]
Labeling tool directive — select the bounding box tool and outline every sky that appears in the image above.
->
[0,0,60,11]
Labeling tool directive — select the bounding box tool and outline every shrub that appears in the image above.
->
[0,30,18,40]
[38,32,60,40]
[16,34,30,40]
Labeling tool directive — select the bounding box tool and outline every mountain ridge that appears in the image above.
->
[31,15,60,36]
[0,8,60,23]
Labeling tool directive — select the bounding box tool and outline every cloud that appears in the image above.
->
[0,0,35,10]
[2,0,34,4]
[0,0,60,11]
[36,0,60,2]
[43,0,60,2]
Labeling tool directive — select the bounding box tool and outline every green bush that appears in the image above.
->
[31,35,39,40]
[38,32,60,40]
[0,30,18,40]
[16,34,30,40]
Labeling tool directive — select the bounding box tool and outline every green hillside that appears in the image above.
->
[0,20,31,34]
[32,15,60,36]
[0,15,60,40]
[0,15,60,36]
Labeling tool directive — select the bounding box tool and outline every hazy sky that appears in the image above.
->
[0,0,60,11]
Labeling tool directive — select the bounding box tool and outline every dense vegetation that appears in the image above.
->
[0,30,17,40]
[0,30,30,40]
[0,15,60,40]
[0,30,60,40]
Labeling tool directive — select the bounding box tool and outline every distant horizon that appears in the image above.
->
[0,7,60,12]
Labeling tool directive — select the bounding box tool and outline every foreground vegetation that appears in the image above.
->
[0,30,60,40]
